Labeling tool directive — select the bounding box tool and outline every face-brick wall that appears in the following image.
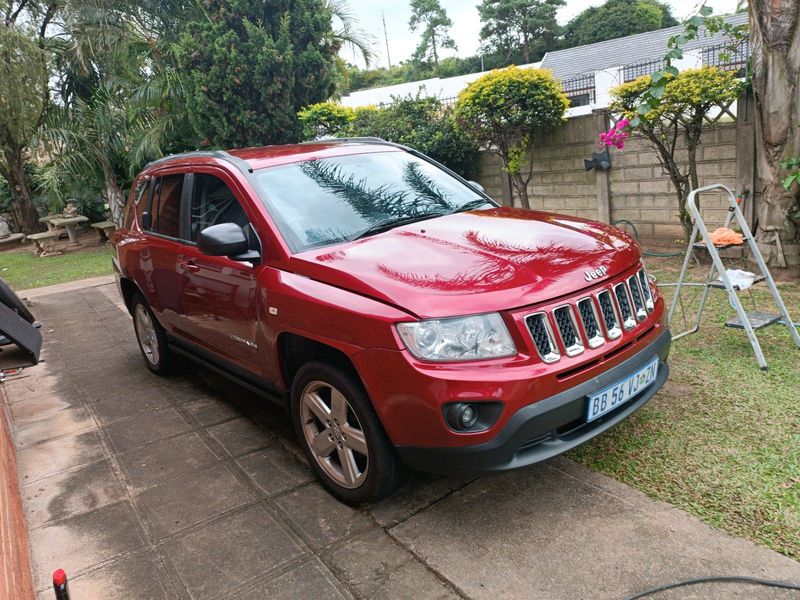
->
[476,112,741,243]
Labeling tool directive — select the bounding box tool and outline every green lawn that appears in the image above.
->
[571,255,800,560]
[0,246,113,290]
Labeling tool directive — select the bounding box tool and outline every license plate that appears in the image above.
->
[586,357,659,422]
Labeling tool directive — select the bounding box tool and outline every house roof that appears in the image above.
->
[540,13,748,80]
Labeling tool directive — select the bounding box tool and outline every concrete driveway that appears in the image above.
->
[2,280,799,599]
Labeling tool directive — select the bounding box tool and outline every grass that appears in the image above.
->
[0,245,113,290]
[570,255,800,560]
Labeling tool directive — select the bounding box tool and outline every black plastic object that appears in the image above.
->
[584,149,611,171]
[198,223,260,261]
[0,277,35,323]
[0,301,41,364]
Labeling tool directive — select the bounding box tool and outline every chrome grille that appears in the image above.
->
[577,298,604,348]
[637,269,654,311]
[628,276,647,321]
[553,306,584,356]
[597,290,622,339]
[525,271,652,363]
[525,313,559,363]
[614,283,636,330]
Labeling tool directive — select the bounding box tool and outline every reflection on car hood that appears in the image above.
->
[289,207,641,319]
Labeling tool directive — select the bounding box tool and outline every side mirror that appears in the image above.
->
[197,223,260,262]
[467,180,486,194]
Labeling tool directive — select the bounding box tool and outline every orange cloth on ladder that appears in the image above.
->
[708,227,744,246]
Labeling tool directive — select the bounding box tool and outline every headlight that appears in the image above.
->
[396,313,516,362]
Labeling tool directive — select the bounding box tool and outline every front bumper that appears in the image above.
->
[395,328,670,475]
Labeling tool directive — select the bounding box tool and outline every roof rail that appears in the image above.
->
[143,149,253,173]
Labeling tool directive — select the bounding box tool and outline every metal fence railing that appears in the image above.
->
[562,73,596,107]
[621,59,665,82]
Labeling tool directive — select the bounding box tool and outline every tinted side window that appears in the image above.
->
[150,174,184,238]
[124,177,150,229]
[190,174,250,242]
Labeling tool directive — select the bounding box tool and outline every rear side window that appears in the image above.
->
[149,174,184,238]
[124,177,150,229]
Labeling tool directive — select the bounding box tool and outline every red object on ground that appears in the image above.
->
[52,569,69,600]
[112,140,670,503]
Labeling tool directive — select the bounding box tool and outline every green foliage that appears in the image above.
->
[298,102,356,139]
[453,66,567,207]
[452,66,568,173]
[176,0,339,147]
[0,27,49,155]
[337,96,478,177]
[409,0,456,75]
[478,0,564,64]
[611,67,742,124]
[626,6,748,127]
[780,157,800,192]
[563,0,678,47]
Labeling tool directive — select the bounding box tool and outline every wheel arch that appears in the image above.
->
[277,332,361,390]
[118,277,141,316]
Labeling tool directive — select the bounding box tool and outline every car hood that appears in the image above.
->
[289,207,641,319]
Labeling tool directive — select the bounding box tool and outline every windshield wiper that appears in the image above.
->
[451,198,493,214]
[350,213,446,241]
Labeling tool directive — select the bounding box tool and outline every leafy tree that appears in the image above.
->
[478,0,564,64]
[453,66,568,209]
[345,95,478,177]
[408,0,456,77]
[0,1,57,234]
[564,0,678,48]
[177,0,339,148]
[609,67,742,240]
[298,102,355,139]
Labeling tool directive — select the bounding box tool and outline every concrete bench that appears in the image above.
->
[25,230,61,256]
[0,233,25,248]
[91,220,116,242]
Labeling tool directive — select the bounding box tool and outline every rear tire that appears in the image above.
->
[131,294,172,375]
[290,361,404,505]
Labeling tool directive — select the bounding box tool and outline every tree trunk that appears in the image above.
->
[510,172,531,209]
[100,158,126,227]
[1,149,42,234]
[749,0,800,265]
[431,30,439,75]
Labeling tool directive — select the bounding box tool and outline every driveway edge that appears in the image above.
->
[0,385,35,599]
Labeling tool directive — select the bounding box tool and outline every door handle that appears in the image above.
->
[179,260,199,273]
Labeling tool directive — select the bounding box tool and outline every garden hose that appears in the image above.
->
[623,575,800,599]
[612,219,683,257]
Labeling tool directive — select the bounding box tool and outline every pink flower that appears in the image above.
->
[598,120,630,150]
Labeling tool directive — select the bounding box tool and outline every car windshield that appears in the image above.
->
[252,151,490,252]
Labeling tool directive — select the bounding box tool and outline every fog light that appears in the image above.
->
[446,402,479,431]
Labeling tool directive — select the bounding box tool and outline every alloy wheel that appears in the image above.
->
[300,380,369,489]
[134,304,159,366]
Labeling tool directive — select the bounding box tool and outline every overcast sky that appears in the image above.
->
[341,0,739,69]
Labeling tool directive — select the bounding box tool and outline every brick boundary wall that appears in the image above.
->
[471,94,800,265]
[0,387,35,600]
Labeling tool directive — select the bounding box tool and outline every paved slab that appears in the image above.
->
[1,282,799,599]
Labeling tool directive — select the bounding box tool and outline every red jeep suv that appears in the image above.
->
[112,139,670,504]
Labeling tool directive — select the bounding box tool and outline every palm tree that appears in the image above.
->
[326,0,375,67]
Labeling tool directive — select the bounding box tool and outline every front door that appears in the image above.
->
[175,171,263,375]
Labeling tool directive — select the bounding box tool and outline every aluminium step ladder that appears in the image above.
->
[665,183,800,370]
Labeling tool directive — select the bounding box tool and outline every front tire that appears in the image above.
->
[131,294,171,375]
[290,361,404,504]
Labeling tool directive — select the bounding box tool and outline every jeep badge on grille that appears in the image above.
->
[583,266,608,282]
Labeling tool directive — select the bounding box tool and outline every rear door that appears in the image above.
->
[174,169,263,375]
[138,171,188,332]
